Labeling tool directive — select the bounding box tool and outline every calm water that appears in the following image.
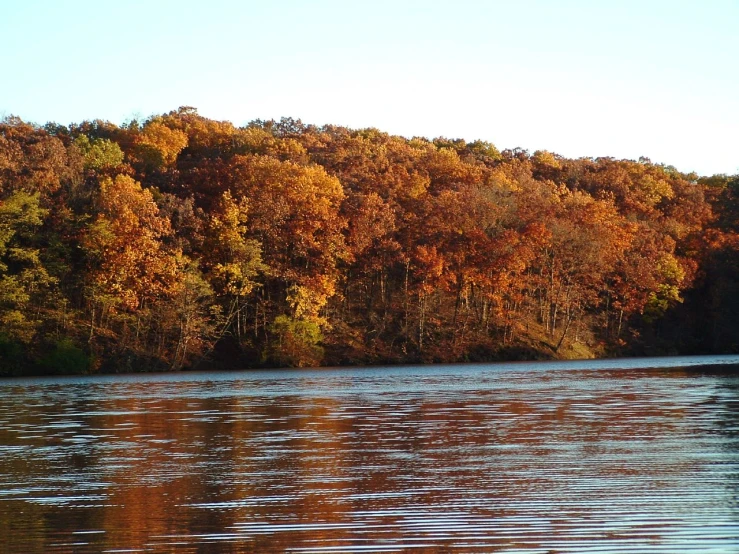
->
[1,356,738,553]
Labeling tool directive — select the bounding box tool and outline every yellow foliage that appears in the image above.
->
[533,150,561,169]
[138,121,188,167]
[640,174,674,205]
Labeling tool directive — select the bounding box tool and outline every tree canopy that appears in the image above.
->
[0,109,735,374]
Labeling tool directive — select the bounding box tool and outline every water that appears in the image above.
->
[0,355,738,553]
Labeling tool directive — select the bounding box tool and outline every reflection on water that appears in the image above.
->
[0,355,738,553]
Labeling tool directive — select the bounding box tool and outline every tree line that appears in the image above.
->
[0,107,736,374]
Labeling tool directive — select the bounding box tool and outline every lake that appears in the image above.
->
[1,355,738,553]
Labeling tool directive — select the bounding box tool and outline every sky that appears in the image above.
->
[1,0,737,176]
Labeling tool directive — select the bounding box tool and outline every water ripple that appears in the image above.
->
[0,356,737,552]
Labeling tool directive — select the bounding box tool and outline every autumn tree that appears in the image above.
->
[0,108,729,372]
[202,191,266,346]
[226,155,347,366]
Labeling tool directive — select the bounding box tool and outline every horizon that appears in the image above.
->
[2,0,737,177]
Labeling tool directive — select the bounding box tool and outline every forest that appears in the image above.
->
[0,106,737,374]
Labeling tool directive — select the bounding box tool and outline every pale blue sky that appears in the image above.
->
[1,0,737,175]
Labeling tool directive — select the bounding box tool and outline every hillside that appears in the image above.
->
[0,108,737,374]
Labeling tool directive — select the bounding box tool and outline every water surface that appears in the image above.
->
[1,355,738,553]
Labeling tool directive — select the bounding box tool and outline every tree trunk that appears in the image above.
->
[555,310,575,352]
[88,302,95,344]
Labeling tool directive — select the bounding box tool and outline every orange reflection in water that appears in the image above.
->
[0,364,737,553]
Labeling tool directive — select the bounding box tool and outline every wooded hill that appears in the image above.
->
[1,107,737,374]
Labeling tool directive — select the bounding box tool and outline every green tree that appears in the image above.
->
[0,191,54,342]
[73,135,124,171]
